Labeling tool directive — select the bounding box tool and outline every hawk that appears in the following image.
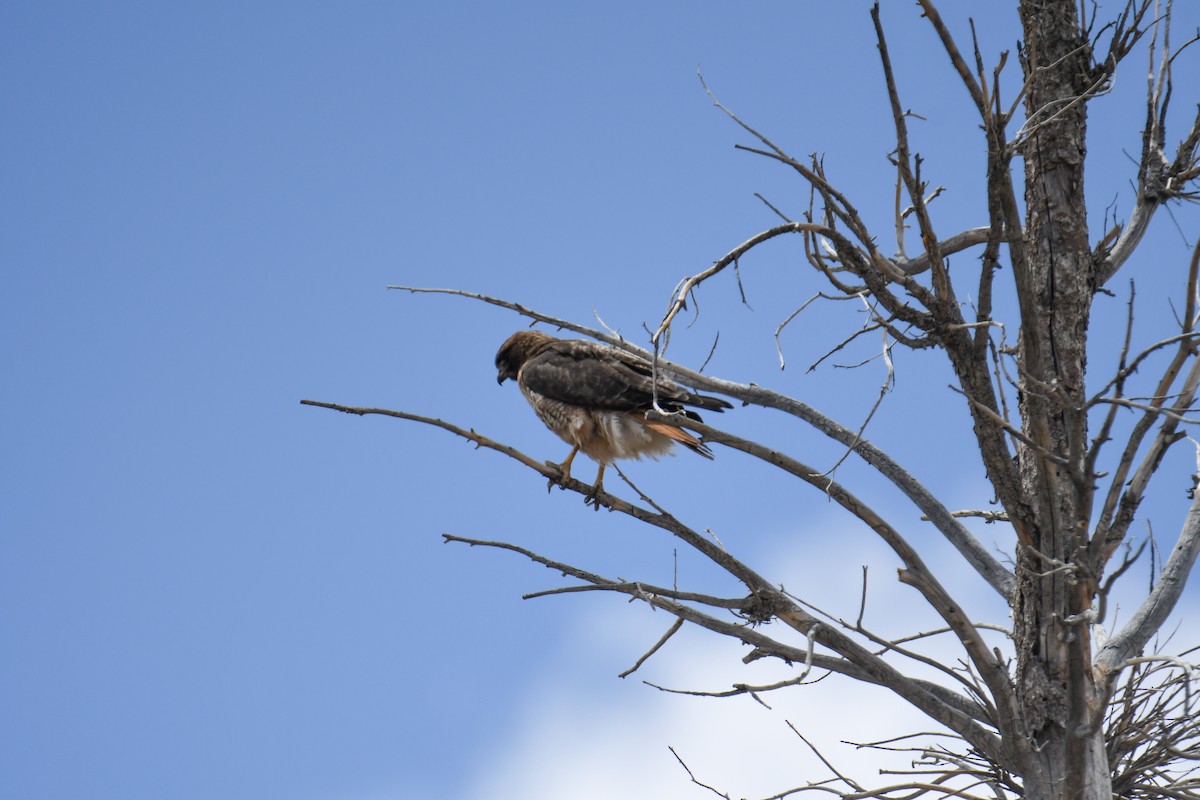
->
[495,330,732,500]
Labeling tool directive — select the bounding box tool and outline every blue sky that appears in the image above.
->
[4,3,1200,799]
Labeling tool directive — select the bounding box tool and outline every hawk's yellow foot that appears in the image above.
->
[546,445,580,491]
[583,463,606,510]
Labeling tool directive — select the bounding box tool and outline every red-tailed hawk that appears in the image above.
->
[495,330,732,500]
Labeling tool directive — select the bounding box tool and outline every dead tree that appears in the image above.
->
[305,2,1200,798]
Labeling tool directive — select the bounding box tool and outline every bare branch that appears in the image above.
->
[1098,3,1200,284]
[1009,45,1115,148]
[669,747,732,800]
[774,292,836,370]
[1092,283,1200,563]
[651,221,830,346]
[618,618,684,679]
[299,399,550,473]
[873,4,949,309]
[915,0,989,118]
[1090,396,1200,423]
[1097,443,1200,678]
[817,324,896,479]
[892,227,997,275]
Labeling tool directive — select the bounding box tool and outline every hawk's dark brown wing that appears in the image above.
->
[519,339,730,416]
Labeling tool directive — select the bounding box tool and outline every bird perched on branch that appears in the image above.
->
[495,330,732,503]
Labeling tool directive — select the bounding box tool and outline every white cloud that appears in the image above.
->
[461,532,972,800]
[462,610,956,800]
[457,499,1200,800]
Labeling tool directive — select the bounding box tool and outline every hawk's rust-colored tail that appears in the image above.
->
[639,418,716,460]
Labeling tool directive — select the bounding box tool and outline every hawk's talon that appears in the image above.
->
[582,463,607,509]
[545,459,572,491]
[543,445,579,491]
[583,484,604,510]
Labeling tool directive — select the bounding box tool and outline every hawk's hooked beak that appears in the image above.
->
[497,371,508,385]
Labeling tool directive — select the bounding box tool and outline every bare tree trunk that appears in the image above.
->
[1013,2,1109,797]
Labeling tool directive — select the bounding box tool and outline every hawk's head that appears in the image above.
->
[495,329,555,385]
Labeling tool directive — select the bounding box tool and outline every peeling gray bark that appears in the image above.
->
[1012,2,1110,797]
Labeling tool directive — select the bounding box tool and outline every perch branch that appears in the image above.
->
[384,287,1015,597]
